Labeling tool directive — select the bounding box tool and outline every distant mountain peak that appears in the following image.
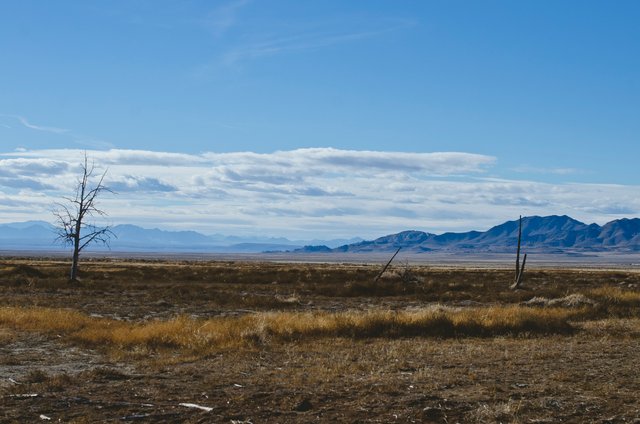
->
[330,215,640,253]
[2,215,640,254]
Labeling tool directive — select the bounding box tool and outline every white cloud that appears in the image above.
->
[1,147,639,239]
[0,158,69,176]
[0,177,57,191]
[107,175,178,193]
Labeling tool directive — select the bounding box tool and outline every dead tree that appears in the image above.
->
[374,247,402,282]
[53,154,114,281]
[510,215,527,290]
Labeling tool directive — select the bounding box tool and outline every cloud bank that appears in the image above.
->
[0,148,638,239]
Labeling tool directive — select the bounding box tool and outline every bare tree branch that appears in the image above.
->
[52,152,116,281]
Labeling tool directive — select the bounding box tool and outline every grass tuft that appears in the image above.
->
[585,286,640,317]
[587,286,640,306]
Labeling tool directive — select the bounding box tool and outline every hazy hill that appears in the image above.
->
[0,221,360,253]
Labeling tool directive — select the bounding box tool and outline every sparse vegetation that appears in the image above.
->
[1,258,639,422]
[0,304,577,355]
[588,285,640,306]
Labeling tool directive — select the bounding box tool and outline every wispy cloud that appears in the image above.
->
[191,11,415,78]
[205,0,250,37]
[14,115,69,134]
[1,114,115,149]
[220,20,413,67]
[511,165,581,175]
[1,148,638,239]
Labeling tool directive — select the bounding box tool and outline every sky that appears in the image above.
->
[1,0,639,240]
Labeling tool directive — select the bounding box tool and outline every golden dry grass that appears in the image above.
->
[0,304,577,356]
[587,286,640,306]
[1,260,638,357]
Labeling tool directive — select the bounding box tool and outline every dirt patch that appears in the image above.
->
[1,334,639,422]
[0,332,131,387]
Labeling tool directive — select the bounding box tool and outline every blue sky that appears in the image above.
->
[1,1,639,239]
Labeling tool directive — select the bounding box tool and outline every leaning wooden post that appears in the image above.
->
[511,216,527,290]
[374,247,402,282]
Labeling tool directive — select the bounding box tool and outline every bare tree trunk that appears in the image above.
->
[514,253,527,288]
[511,216,526,290]
[515,215,521,277]
[70,244,79,280]
[70,190,83,281]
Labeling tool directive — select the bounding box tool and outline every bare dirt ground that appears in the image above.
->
[1,258,639,423]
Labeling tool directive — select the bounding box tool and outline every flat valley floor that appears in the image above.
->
[1,258,639,423]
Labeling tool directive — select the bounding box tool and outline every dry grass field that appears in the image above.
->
[1,257,639,423]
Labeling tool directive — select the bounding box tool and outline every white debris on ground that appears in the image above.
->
[178,402,213,412]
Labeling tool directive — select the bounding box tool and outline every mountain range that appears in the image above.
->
[299,215,640,253]
[0,221,361,253]
[1,215,639,254]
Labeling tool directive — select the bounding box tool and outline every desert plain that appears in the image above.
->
[1,256,639,423]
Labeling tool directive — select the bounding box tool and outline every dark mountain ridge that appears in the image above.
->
[325,215,640,253]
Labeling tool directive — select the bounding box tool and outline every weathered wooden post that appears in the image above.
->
[374,247,402,282]
[510,216,527,290]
